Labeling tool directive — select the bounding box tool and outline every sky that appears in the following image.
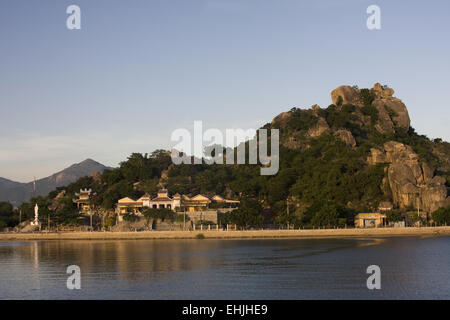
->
[0,0,449,182]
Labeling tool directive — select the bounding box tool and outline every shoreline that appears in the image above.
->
[0,226,449,241]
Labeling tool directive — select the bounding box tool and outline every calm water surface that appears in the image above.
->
[0,236,449,299]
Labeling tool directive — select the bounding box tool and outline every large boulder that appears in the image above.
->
[372,83,410,131]
[368,141,449,213]
[373,99,395,133]
[373,83,394,98]
[367,147,387,165]
[271,111,291,127]
[334,129,356,147]
[330,83,411,134]
[384,141,418,162]
[330,85,360,106]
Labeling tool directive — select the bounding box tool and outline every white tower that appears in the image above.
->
[31,203,40,226]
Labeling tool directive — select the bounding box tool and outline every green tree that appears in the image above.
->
[386,210,403,223]
[53,205,82,225]
[359,88,378,125]
[226,198,263,229]
[122,212,138,222]
[304,201,349,227]
[104,214,117,228]
[274,200,301,228]
[142,208,175,222]
[432,206,450,225]
[0,202,16,229]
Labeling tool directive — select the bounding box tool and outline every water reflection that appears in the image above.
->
[0,237,448,299]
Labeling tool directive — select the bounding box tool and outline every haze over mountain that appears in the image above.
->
[0,178,23,190]
[0,159,111,206]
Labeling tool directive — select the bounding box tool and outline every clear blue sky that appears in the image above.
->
[1,0,449,182]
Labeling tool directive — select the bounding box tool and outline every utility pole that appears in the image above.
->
[286,199,290,230]
[47,214,50,233]
[90,209,93,231]
[417,193,421,227]
[183,207,186,231]
[417,201,420,216]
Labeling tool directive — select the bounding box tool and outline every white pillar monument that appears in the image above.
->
[31,203,40,226]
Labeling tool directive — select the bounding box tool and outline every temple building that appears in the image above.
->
[147,189,181,210]
[73,188,96,213]
[211,195,240,207]
[117,197,143,214]
[116,189,238,214]
[180,194,211,212]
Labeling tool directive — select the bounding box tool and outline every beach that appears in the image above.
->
[0,226,449,241]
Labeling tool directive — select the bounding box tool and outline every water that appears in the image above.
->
[0,236,449,299]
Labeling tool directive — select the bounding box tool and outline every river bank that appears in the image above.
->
[0,226,449,241]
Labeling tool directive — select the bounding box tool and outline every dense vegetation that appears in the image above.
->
[0,202,16,229]
[2,87,449,231]
[432,206,450,225]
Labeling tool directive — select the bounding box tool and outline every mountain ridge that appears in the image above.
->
[0,159,112,205]
[0,177,23,190]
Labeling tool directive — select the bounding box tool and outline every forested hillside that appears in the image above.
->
[2,83,449,229]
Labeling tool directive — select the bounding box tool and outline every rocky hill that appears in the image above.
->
[0,159,111,205]
[13,83,450,227]
[368,141,448,213]
[270,83,450,215]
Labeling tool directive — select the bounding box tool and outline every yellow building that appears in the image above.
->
[181,194,211,212]
[116,189,239,214]
[211,195,240,207]
[117,197,143,214]
[355,212,387,228]
[147,189,181,210]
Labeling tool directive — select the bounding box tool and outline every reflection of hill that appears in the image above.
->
[13,240,227,282]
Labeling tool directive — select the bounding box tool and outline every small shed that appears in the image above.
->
[355,212,387,228]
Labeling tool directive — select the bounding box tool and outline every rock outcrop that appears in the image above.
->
[268,83,449,214]
[307,117,330,137]
[330,85,360,106]
[48,190,66,211]
[331,83,410,134]
[283,136,301,150]
[334,129,356,147]
[368,141,450,213]
[271,112,291,127]
[372,83,410,132]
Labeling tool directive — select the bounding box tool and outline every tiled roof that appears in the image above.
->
[151,197,173,201]
[190,194,211,202]
[118,197,141,204]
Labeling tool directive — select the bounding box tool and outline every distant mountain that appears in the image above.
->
[0,177,23,190]
[0,159,112,206]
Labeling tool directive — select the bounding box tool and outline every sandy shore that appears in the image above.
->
[0,226,449,241]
